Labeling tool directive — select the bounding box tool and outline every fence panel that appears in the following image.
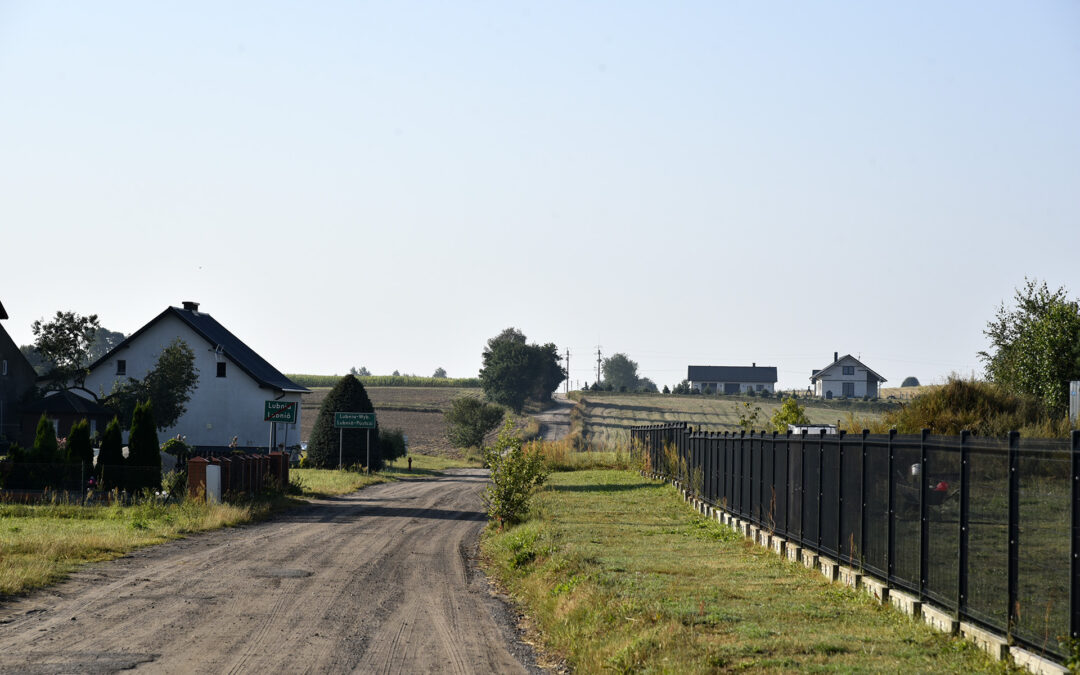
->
[862,434,891,578]
[820,433,841,558]
[963,436,1010,630]
[889,434,922,593]
[839,432,863,564]
[924,435,962,610]
[788,434,805,545]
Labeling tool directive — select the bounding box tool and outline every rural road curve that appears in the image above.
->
[535,394,572,442]
[0,469,541,674]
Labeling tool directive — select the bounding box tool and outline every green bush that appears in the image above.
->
[126,400,161,492]
[379,428,407,464]
[307,375,382,470]
[67,418,93,468]
[96,417,124,488]
[484,420,548,527]
[445,397,505,450]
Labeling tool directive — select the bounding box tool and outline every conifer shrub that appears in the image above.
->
[31,414,58,463]
[67,419,93,471]
[307,375,382,470]
[96,417,124,489]
[126,400,162,492]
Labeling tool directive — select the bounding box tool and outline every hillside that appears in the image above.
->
[574,392,889,447]
[301,386,483,456]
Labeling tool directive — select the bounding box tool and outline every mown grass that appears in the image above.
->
[482,469,1010,673]
[0,495,295,597]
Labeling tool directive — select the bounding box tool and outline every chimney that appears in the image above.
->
[752,362,756,368]
[182,301,200,312]
[834,351,838,363]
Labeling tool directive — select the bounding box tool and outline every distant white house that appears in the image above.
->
[810,353,886,399]
[687,364,777,394]
[83,302,309,451]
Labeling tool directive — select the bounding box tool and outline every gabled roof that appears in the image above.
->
[0,300,7,320]
[810,354,886,383]
[23,389,113,416]
[687,365,778,383]
[87,306,310,394]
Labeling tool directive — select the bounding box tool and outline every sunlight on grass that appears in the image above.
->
[482,469,1006,673]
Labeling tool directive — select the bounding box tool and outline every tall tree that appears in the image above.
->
[479,328,564,413]
[31,414,58,463]
[979,279,1080,414]
[106,338,199,431]
[31,311,100,387]
[67,419,93,470]
[307,375,382,470]
[602,353,640,391]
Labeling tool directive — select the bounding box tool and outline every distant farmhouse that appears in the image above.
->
[0,300,38,446]
[83,302,309,451]
[687,364,777,394]
[810,352,886,399]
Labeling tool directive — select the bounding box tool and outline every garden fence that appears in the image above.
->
[630,424,1080,662]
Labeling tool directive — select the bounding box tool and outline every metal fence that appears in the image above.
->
[630,424,1079,661]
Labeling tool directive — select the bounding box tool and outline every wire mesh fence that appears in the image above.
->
[631,424,1080,662]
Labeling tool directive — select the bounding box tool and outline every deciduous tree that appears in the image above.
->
[479,328,565,413]
[445,397,505,450]
[979,279,1080,414]
[31,311,100,387]
[106,339,199,431]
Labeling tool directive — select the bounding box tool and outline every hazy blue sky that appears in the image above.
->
[2,2,1078,391]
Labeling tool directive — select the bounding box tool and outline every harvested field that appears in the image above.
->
[301,386,484,457]
[576,392,886,447]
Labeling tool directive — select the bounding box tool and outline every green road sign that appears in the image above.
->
[264,400,298,424]
[334,412,376,428]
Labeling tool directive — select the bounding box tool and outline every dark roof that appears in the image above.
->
[687,365,778,383]
[0,300,7,320]
[23,389,113,416]
[87,306,310,394]
[809,354,886,383]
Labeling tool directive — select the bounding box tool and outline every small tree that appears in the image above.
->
[445,397,505,450]
[31,415,58,463]
[126,400,161,492]
[307,375,381,470]
[106,338,199,431]
[901,376,921,387]
[771,398,810,432]
[483,420,548,527]
[97,417,124,487]
[379,428,408,464]
[602,353,640,392]
[662,384,670,394]
[67,419,93,470]
[734,402,763,432]
[432,367,447,378]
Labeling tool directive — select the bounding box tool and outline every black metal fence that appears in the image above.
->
[630,424,1080,661]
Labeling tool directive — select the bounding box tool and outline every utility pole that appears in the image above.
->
[565,348,570,394]
[596,346,603,387]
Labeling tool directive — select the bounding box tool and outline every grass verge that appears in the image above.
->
[481,469,1011,673]
[0,494,298,597]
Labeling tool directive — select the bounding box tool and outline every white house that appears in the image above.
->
[687,365,777,394]
[83,301,309,451]
[810,352,886,399]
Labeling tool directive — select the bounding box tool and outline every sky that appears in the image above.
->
[1,2,1078,391]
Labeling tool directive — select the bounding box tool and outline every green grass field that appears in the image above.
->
[482,469,1007,673]
[574,392,887,447]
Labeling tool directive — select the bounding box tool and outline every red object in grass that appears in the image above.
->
[933,481,949,492]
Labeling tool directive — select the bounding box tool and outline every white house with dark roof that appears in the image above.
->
[83,302,309,451]
[810,352,886,399]
[687,365,777,394]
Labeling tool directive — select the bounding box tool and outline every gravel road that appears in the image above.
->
[534,395,572,442]
[0,469,540,674]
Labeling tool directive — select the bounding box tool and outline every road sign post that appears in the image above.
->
[264,401,299,452]
[334,412,377,472]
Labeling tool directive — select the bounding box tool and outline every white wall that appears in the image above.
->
[691,381,776,393]
[812,356,880,398]
[83,314,302,448]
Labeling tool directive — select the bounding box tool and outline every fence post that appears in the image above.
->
[837,429,846,561]
[887,428,896,583]
[800,430,808,547]
[784,430,792,537]
[1071,430,1080,640]
[859,429,868,570]
[919,428,930,599]
[1007,430,1020,643]
[817,429,826,552]
[958,429,970,624]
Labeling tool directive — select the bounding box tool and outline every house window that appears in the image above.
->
[2,359,7,376]
[217,362,227,378]
[842,366,854,375]
[116,360,126,376]
[756,384,764,391]
[842,382,855,397]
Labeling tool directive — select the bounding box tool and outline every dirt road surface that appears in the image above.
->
[0,469,540,674]
[534,394,572,442]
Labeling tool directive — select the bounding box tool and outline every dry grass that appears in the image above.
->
[881,384,941,400]
[0,497,285,597]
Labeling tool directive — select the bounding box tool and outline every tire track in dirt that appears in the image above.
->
[0,470,539,674]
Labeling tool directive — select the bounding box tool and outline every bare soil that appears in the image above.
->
[0,469,541,674]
